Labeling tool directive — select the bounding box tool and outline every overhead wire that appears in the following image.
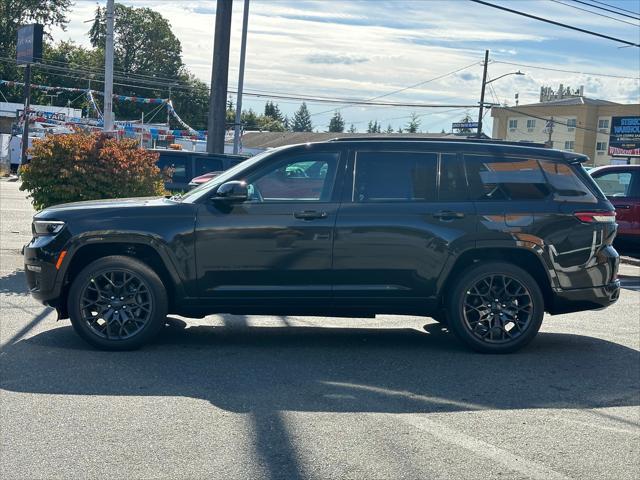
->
[548,0,640,26]
[470,0,640,47]
[571,0,640,20]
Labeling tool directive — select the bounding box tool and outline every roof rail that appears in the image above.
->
[327,137,546,148]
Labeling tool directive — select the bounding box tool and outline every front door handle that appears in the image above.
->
[615,205,631,210]
[294,210,328,220]
[433,210,465,220]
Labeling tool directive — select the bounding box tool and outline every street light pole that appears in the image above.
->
[477,49,489,138]
[233,0,250,154]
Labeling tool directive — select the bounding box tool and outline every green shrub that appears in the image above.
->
[20,133,165,210]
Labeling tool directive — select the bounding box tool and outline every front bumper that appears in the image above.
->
[550,280,620,314]
[23,236,68,308]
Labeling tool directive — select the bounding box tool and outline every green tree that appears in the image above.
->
[328,111,345,132]
[292,102,313,132]
[241,108,260,130]
[385,124,394,134]
[405,113,421,133]
[264,101,283,122]
[348,124,357,133]
[367,120,381,133]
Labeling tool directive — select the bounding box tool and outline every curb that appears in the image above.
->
[621,256,640,267]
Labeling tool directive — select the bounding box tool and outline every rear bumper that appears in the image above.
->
[550,280,620,314]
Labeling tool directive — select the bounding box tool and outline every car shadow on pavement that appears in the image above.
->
[0,269,29,296]
[2,319,639,414]
[2,319,638,480]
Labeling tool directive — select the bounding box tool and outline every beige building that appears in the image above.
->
[491,96,640,166]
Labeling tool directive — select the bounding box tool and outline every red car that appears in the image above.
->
[188,171,222,189]
[590,165,640,240]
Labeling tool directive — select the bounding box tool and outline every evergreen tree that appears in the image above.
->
[405,113,421,133]
[264,101,283,121]
[386,124,394,134]
[328,111,345,132]
[397,127,403,134]
[367,120,381,134]
[283,115,291,131]
[348,124,357,133]
[292,102,313,132]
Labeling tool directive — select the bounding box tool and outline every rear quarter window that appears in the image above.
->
[464,154,597,203]
[464,155,550,201]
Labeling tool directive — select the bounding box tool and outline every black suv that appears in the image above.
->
[153,149,248,191]
[24,139,620,353]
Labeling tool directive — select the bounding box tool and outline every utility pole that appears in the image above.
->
[20,64,31,165]
[546,117,554,148]
[167,86,172,127]
[103,0,115,132]
[233,0,250,154]
[207,0,233,154]
[477,49,489,138]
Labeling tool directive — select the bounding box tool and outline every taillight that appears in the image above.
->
[574,211,616,223]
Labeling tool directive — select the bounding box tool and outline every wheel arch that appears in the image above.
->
[58,235,185,317]
[439,247,554,311]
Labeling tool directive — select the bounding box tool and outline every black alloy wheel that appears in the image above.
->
[68,256,168,350]
[462,274,533,344]
[447,262,544,353]
[80,270,153,340]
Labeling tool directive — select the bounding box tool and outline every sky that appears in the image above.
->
[51,0,640,133]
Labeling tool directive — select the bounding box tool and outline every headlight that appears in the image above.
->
[33,220,65,236]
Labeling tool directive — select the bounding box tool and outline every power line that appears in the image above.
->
[497,105,603,135]
[549,0,639,26]
[470,0,640,47]
[571,0,640,20]
[310,61,481,117]
[0,76,478,110]
[491,60,639,80]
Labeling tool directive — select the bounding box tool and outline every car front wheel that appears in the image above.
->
[447,262,544,353]
[68,255,168,350]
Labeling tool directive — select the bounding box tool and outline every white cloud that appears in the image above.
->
[49,0,640,132]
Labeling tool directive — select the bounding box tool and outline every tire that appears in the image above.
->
[68,255,168,350]
[446,262,544,353]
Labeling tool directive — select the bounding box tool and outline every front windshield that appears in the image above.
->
[179,147,285,203]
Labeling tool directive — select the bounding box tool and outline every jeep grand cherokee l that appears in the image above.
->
[24,138,620,353]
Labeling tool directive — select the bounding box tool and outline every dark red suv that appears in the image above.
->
[590,165,640,240]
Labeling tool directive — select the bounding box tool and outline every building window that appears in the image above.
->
[508,119,518,129]
[596,142,607,151]
[564,141,575,151]
[598,119,609,130]
[526,119,536,129]
[566,118,576,129]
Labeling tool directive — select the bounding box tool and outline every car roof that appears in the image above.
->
[590,165,640,174]
[304,138,589,163]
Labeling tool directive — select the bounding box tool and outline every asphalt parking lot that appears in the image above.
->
[1,179,639,480]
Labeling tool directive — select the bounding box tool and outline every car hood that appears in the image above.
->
[34,197,176,219]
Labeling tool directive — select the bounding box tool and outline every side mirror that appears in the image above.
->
[213,181,248,202]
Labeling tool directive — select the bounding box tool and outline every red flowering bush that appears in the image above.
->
[20,133,165,210]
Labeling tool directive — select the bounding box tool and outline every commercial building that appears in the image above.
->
[491,86,640,166]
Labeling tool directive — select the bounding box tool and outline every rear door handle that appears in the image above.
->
[615,205,631,209]
[433,210,465,220]
[294,210,328,220]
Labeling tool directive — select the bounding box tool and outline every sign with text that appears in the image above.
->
[609,116,640,157]
[452,121,479,130]
[16,24,43,65]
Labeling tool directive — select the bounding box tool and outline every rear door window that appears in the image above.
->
[592,171,633,197]
[157,154,188,184]
[354,151,437,202]
[194,156,224,177]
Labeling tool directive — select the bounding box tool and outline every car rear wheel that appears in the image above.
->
[447,262,544,353]
[68,255,168,350]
